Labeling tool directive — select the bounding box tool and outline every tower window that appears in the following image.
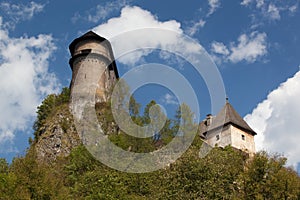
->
[81,49,91,54]
[216,135,220,141]
[241,134,245,141]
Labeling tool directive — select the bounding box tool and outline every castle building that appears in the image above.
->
[68,31,256,154]
[69,31,119,103]
[199,99,256,154]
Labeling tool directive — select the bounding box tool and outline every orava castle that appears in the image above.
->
[68,31,257,155]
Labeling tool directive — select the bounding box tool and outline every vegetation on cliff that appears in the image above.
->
[0,88,300,199]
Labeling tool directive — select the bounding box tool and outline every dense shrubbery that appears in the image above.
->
[1,144,299,199]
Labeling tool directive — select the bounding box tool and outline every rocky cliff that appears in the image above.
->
[34,104,81,163]
[32,95,120,163]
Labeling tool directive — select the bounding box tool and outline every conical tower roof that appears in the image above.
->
[199,101,257,136]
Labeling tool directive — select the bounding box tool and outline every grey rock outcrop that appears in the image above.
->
[34,105,81,163]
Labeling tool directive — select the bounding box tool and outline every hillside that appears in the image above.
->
[0,88,300,199]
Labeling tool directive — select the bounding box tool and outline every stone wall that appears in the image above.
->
[205,124,255,154]
[205,125,231,148]
[70,38,117,104]
[230,125,255,154]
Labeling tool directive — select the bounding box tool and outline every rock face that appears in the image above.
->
[34,102,119,163]
[34,105,81,163]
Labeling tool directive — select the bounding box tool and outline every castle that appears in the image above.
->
[68,31,256,154]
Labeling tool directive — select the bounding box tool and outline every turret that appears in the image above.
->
[69,31,119,103]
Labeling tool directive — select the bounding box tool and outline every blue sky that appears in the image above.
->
[0,0,299,169]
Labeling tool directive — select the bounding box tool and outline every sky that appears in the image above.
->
[0,0,299,170]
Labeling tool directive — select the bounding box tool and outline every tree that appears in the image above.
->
[0,158,8,173]
[129,95,141,118]
[33,87,70,140]
[239,151,300,199]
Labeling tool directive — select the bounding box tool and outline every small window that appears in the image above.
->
[241,134,245,141]
[216,135,220,141]
[81,49,91,54]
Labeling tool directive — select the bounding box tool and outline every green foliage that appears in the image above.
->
[239,151,300,200]
[1,146,300,199]
[0,149,69,199]
[58,143,300,200]
[0,158,8,173]
[33,87,70,140]
[2,84,299,199]
[129,95,140,118]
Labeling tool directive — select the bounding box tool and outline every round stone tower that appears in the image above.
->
[69,31,119,103]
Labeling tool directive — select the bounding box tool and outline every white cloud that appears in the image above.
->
[245,69,300,167]
[267,4,280,20]
[0,1,44,27]
[241,0,264,7]
[93,6,182,38]
[88,0,129,23]
[186,19,206,36]
[289,4,298,13]
[92,6,203,66]
[241,0,252,6]
[185,0,221,37]
[256,0,265,8]
[207,0,221,16]
[211,32,267,63]
[211,41,229,55]
[241,0,298,22]
[90,6,214,119]
[160,93,178,105]
[229,32,267,63]
[0,17,60,149]
[72,0,131,24]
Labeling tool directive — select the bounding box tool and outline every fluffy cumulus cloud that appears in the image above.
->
[240,0,298,22]
[91,6,220,117]
[229,32,267,63]
[92,6,203,66]
[0,17,60,151]
[211,31,267,63]
[245,69,300,167]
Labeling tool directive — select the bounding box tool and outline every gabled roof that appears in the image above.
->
[69,31,107,56]
[199,102,257,136]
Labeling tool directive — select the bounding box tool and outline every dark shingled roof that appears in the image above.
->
[199,102,257,137]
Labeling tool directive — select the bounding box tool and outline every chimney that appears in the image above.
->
[206,114,213,126]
